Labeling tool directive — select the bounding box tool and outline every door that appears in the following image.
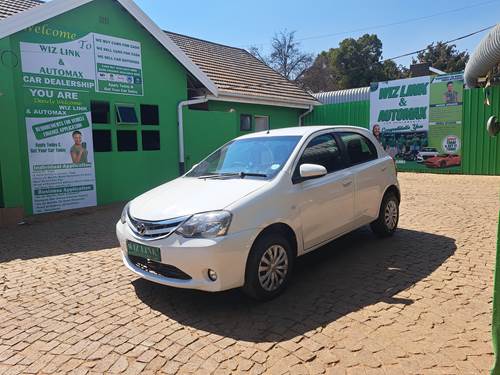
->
[337,131,386,222]
[292,133,355,250]
[254,116,269,132]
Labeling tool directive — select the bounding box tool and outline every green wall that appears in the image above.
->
[0,1,305,215]
[304,101,369,128]
[183,109,238,170]
[1,0,187,214]
[208,100,303,136]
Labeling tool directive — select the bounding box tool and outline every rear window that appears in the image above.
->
[338,132,378,165]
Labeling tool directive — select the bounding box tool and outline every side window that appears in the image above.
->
[339,132,378,165]
[298,133,343,173]
[240,114,252,131]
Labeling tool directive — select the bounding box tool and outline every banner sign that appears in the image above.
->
[94,33,143,95]
[20,29,143,213]
[370,74,463,172]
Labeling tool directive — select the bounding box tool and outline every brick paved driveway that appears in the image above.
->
[0,173,499,374]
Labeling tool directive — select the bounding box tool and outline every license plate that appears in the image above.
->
[126,240,161,262]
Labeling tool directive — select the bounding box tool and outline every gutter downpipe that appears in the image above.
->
[298,105,314,126]
[177,97,208,175]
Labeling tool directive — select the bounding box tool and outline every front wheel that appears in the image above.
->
[243,232,294,301]
[370,192,399,237]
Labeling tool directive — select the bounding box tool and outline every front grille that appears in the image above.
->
[129,255,192,280]
[127,213,188,240]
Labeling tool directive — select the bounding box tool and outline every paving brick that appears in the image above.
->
[0,173,497,374]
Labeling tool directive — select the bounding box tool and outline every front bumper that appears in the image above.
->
[116,221,257,292]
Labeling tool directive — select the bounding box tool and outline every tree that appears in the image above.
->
[412,42,469,73]
[299,34,406,92]
[249,30,313,81]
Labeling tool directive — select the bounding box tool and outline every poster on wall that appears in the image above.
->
[94,33,143,96]
[370,74,463,172]
[428,73,464,156]
[19,29,143,213]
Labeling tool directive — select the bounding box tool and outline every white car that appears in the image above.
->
[416,147,439,162]
[116,126,400,300]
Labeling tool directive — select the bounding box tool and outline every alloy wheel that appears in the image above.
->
[258,244,289,292]
[384,200,398,230]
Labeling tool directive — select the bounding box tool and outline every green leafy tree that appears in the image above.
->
[412,42,469,73]
[299,34,406,92]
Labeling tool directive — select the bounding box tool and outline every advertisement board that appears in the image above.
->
[370,74,463,172]
[20,30,143,213]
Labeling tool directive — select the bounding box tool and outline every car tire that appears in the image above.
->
[242,232,294,301]
[370,192,399,237]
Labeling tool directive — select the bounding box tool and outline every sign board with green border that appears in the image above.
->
[370,74,463,173]
[19,27,144,214]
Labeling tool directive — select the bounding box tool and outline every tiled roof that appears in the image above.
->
[0,0,316,106]
[0,0,42,20]
[165,31,317,106]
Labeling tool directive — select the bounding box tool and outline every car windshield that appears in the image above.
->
[186,136,301,179]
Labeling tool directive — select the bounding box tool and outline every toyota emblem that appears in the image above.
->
[136,223,146,235]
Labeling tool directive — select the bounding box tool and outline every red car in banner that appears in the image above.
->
[424,154,461,168]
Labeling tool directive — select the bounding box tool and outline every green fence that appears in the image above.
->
[306,89,500,176]
[304,101,369,128]
[462,87,500,175]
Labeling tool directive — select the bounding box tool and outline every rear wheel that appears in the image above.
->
[243,232,294,301]
[370,192,399,237]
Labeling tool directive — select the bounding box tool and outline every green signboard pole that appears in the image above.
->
[492,211,500,375]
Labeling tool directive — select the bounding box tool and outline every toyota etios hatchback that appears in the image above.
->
[116,126,400,300]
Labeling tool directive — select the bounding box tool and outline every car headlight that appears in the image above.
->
[176,211,232,238]
[120,202,130,224]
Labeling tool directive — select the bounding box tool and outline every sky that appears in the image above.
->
[132,0,500,68]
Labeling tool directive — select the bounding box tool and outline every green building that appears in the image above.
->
[0,0,317,224]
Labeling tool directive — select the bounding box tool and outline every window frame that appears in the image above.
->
[115,103,139,125]
[292,131,347,184]
[140,104,159,125]
[254,115,269,132]
[116,130,138,152]
[336,131,379,167]
[141,130,161,151]
[240,114,252,131]
[90,100,110,124]
[92,129,113,152]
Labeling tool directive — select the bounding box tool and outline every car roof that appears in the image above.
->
[235,125,371,140]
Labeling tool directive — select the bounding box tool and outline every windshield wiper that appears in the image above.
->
[196,173,225,179]
[197,172,267,179]
[237,172,267,178]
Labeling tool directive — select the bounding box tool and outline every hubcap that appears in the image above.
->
[258,245,288,292]
[384,199,398,230]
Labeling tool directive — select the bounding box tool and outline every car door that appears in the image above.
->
[291,132,355,250]
[337,131,387,223]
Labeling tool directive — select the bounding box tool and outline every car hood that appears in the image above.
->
[129,177,268,221]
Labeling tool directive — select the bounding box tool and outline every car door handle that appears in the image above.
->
[381,166,387,171]
[342,180,352,187]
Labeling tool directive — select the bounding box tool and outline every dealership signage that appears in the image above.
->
[20,29,143,213]
[370,73,464,172]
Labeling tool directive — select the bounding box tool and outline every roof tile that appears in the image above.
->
[166,31,316,105]
[0,0,316,106]
[0,0,42,20]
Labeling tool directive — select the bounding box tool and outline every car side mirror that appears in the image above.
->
[299,164,327,180]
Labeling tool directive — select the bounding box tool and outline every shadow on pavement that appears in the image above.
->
[133,227,456,342]
[0,203,123,262]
